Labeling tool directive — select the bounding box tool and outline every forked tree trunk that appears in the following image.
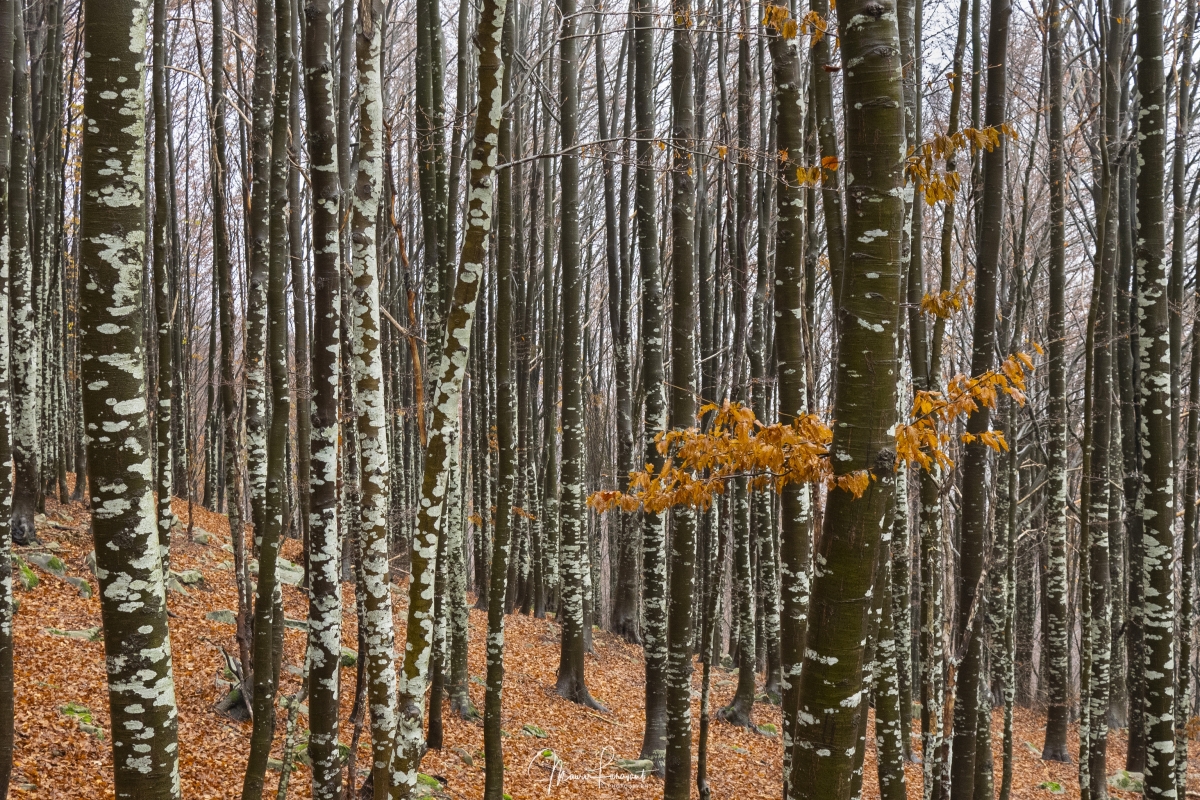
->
[391,0,511,787]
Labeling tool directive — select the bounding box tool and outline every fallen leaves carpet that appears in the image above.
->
[7,491,1197,798]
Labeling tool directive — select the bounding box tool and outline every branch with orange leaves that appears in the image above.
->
[588,348,1040,514]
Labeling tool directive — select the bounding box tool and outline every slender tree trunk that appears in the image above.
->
[663,1,698,793]
[765,23,814,796]
[555,0,601,710]
[484,11,518,794]
[0,2,16,793]
[634,0,668,764]
[301,1,344,796]
[1041,0,1071,762]
[80,1,181,795]
[948,0,1010,793]
[152,0,174,556]
[349,4,399,796]
[243,0,297,791]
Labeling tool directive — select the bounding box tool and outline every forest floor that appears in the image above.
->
[6,489,1198,799]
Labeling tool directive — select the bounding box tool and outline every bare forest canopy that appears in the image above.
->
[0,0,1194,797]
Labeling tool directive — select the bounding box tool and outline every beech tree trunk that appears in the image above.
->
[80,1,181,795]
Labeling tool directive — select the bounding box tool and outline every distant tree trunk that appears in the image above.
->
[9,4,35,547]
[1041,0,1071,763]
[301,1,344,797]
[1133,0,1179,788]
[390,0,511,784]
[788,0,906,794]
[80,1,181,795]
[633,0,668,765]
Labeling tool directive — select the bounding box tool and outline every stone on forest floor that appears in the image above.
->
[248,557,305,586]
[521,723,549,738]
[205,609,237,625]
[64,576,92,598]
[46,626,102,642]
[1038,781,1066,794]
[284,617,307,630]
[451,746,473,767]
[340,647,357,668]
[173,569,204,585]
[12,557,38,590]
[756,722,778,737]
[1108,771,1143,793]
[192,530,212,545]
[25,552,67,577]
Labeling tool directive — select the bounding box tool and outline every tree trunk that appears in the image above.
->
[390,0,511,786]
[80,1,181,794]
[663,0,698,793]
[1133,0,1179,788]
[9,3,35,547]
[788,0,906,793]
[301,1,345,797]
[633,0,667,764]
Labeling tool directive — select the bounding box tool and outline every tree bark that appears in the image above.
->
[80,1,181,794]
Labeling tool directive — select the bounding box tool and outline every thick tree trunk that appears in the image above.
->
[788,0,906,794]
[1133,0,1179,789]
[9,5,35,547]
[80,1,181,794]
